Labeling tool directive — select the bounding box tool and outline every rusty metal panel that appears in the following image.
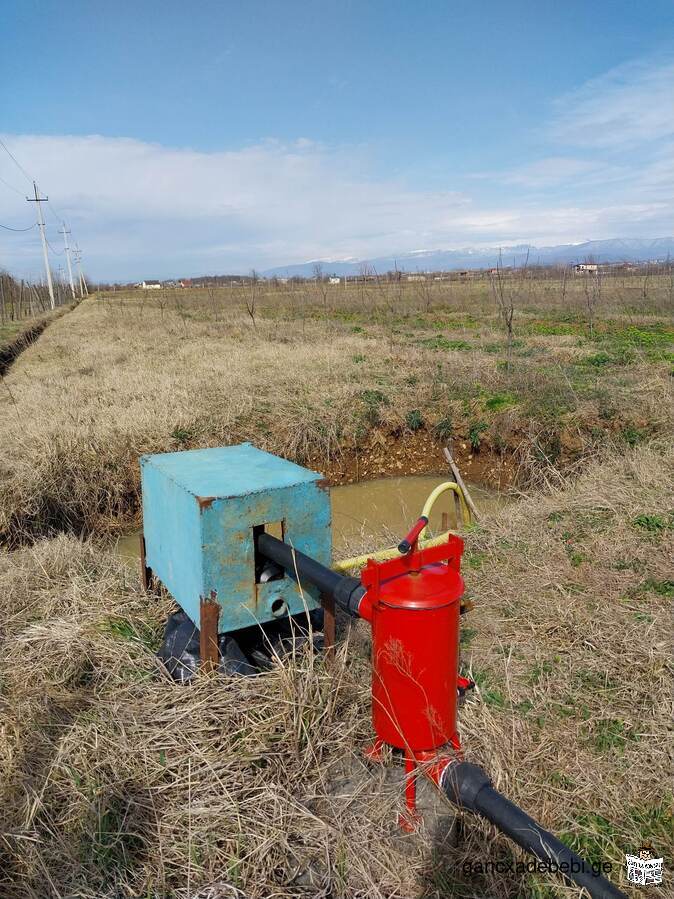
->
[141,443,330,633]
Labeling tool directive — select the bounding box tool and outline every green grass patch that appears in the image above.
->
[460,627,477,646]
[583,349,633,367]
[465,550,487,570]
[548,770,574,789]
[607,323,674,348]
[621,424,648,446]
[433,414,453,440]
[528,321,580,336]
[468,420,488,450]
[559,812,620,868]
[405,409,424,431]
[527,660,555,685]
[472,669,507,709]
[641,578,674,597]
[591,718,638,752]
[171,426,194,443]
[483,391,518,412]
[632,513,672,536]
[421,335,471,351]
[99,616,162,652]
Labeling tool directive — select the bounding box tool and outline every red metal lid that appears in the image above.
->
[377,562,463,610]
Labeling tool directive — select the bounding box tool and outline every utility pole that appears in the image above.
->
[59,223,76,300]
[73,244,88,296]
[26,181,55,309]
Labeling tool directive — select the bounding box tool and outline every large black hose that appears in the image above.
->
[443,762,627,898]
[256,533,365,616]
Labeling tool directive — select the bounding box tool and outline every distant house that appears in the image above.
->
[406,274,426,282]
[328,277,341,285]
[574,263,598,274]
[141,280,162,289]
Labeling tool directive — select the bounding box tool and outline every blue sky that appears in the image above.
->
[1,0,673,280]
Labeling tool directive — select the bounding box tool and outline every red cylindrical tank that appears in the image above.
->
[359,537,464,753]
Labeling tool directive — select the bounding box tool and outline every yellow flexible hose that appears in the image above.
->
[420,481,471,539]
[332,481,471,573]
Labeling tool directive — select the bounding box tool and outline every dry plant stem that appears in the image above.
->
[443,445,480,521]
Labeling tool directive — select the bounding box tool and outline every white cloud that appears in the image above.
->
[1,53,673,287]
[549,57,674,149]
[497,156,615,188]
[1,134,479,278]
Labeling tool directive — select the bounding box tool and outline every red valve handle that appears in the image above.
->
[398,516,429,554]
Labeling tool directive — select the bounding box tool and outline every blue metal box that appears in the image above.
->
[140,443,330,633]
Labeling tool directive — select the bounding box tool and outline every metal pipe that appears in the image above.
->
[257,533,365,616]
[442,762,627,899]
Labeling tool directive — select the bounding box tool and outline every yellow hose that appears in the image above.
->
[332,481,471,573]
[420,481,471,539]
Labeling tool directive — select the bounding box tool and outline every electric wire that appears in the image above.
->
[46,199,66,224]
[0,137,34,184]
[1,137,67,225]
[45,237,64,255]
[0,137,85,270]
[0,222,36,232]
[0,171,25,196]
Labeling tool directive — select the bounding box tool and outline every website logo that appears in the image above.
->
[626,846,663,886]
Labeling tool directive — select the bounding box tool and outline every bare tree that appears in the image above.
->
[246,269,259,329]
[490,248,526,369]
[558,264,568,312]
[582,260,601,338]
[641,263,652,305]
[312,263,328,312]
[413,273,433,314]
[0,271,55,322]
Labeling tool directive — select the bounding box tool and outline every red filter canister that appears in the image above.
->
[358,536,465,754]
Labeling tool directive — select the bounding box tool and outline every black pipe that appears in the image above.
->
[442,763,626,898]
[257,533,365,616]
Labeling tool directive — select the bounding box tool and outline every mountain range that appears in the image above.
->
[263,238,674,278]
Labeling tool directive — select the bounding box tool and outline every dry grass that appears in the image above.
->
[0,441,671,898]
[0,281,671,543]
[0,277,671,897]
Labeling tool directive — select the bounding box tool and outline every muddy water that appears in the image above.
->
[331,474,506,549]
[114,474,509,562]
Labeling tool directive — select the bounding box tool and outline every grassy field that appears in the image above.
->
[0,277,671,543]
[0,277,672,898]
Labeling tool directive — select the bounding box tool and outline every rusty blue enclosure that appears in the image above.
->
[140,443,330,633]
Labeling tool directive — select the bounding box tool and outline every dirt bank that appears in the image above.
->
[0,319,50,376]
[313,430,518,488]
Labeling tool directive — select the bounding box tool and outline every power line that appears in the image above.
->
[1,137,86,290]
[45,236,64,255]
[0,171,25,196]
[47,200,65,224]
[0,221,36,232]
[0,137,33,184]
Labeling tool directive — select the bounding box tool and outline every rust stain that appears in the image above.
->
[196,495,217,510]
